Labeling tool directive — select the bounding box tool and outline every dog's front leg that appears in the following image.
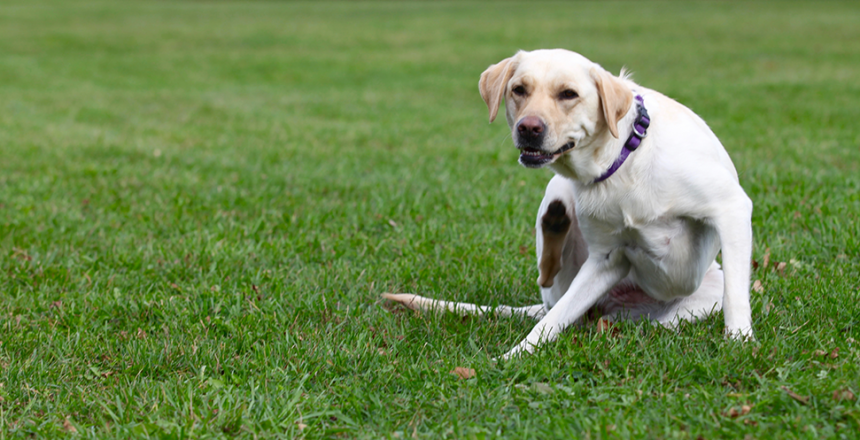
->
[713,195,755,339]
[501,248,631,359]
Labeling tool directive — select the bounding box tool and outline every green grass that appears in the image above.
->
[1,0,859,438]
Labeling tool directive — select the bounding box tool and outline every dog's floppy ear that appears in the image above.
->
[591,67,633,139]
[479,55,517,123]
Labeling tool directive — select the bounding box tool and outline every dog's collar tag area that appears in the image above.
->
[593,94,650,183]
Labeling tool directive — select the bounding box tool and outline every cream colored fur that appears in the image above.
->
[384,49,754,359]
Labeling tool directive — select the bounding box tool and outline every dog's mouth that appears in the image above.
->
[518,142,575,168]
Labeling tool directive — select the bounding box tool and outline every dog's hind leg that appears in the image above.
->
[647,261,725,328]
[382,293,547,319]
[587,263,724,332]
[660,262,724,327]
[536,175,589,308]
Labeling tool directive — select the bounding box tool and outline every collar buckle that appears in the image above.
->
[629,96,650,142]
[631,122,647,139]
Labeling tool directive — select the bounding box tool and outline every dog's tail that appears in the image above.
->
[381,293,546,320]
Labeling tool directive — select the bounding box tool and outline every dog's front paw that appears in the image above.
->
[725,326,755,342]
[498,341,536,361]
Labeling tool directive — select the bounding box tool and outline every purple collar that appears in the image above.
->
[593,95,650,183]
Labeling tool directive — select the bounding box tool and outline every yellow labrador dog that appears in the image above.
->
[384,49,754,359]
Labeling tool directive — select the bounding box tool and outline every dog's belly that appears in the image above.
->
[622,216,720,302]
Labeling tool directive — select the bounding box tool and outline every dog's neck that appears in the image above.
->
[550,96,641,184]
[592,95,650,183]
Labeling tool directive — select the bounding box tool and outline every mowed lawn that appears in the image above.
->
[1,1,859,438]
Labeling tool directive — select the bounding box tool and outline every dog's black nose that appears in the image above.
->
[517,116,545,138]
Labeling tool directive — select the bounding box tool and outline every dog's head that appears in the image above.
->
[479,49,632,172]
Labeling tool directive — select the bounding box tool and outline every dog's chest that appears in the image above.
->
[576,187,682,257]
[576,186,658,230]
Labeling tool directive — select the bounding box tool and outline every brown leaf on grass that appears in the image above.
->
[596,318,621,337]
[829,348,839,359]
[519,245,528,255]
[296,421,308,431]
[597,318,612,332]
[813,349,827,357]
[450,367,475,380]
[762,248,770,269]
[832,389,856,401]
[724,404,752,418]
[781,386,809,404]
[62,417,77,433]
[136,328,147,340]
[752,280,763,293]
[776,262,787,275]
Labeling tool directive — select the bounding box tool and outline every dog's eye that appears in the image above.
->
[512,85,526,96]
[559,89,578,100]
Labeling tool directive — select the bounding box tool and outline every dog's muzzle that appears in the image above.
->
[518,142,575,168]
